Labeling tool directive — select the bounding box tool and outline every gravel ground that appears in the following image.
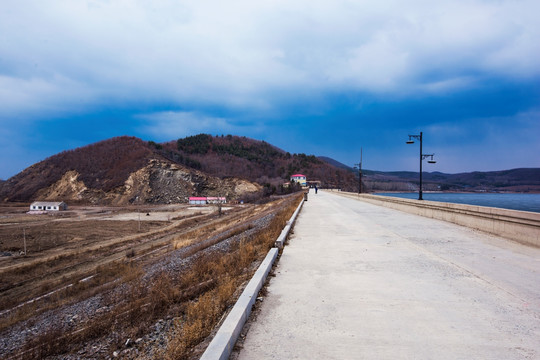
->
[0,209,276,359]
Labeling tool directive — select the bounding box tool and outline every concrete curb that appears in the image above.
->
[200,197,305,360]
[200,248,278,360]
[275,198,304,248]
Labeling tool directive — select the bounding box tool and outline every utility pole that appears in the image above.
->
[359,148,362,194]
[354,148,363,194]
[23,228,27,256]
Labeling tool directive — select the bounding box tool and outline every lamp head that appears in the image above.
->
[406,140,414,144]
[428,160,436,164]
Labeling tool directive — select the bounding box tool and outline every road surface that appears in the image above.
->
[236,190,540,360]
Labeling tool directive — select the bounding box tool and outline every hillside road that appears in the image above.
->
[236,190,540,360]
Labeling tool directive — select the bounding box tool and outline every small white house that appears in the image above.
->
[30,201,68,211]
[290,174,307,187]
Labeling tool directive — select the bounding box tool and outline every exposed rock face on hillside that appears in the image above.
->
[1,137,154,202]
[0,134,355,204]
[0,136,265,204]
[36,170,89,201]
[34,159,262,205]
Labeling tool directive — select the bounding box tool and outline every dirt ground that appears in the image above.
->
[0,203,232,314]
[0,194,302,359]
[97,206,232,221]
[0,204,223,255]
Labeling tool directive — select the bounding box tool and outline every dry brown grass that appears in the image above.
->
[165,277,238,360]
[0,219,165,255]
[7,194,303,359]
[164,194,302,360]
[0,211,222,319]
[0,261,145,335]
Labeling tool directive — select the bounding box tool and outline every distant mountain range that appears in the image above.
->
[318,157,540,192]
[0,135,538,205]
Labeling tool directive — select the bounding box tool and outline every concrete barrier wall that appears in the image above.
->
[275,198,304,248]
[201,197,305,360]
[334,192,540,248]
[200,248,279,360]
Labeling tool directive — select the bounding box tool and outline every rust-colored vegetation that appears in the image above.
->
[1,194,302,359]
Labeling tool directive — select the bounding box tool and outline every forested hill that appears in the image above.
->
[1,137,154,202]
[0,135,358,203]
[157,134,357,189]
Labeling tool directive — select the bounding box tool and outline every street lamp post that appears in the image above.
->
[406,132,436,200]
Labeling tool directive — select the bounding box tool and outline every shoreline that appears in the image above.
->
[370,192,540,214]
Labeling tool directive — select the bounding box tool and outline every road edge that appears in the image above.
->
[200,197,304,360]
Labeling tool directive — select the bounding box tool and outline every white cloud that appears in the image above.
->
[422,110,540,172]
[137,111,263,140]
[419,77,476,94]
[0,74,96,121]
[0,0,539,118]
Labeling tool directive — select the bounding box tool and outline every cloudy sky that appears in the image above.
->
[1,0,539,179]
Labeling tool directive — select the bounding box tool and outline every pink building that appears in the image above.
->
[189,196,227,205]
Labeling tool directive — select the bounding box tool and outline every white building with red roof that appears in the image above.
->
[290,174,307,186]
[189,197,207,205]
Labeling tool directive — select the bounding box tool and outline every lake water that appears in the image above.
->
[374,192,540,213]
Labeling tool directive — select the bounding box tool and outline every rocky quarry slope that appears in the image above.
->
[35,159,261,205]
[0,137,262,205]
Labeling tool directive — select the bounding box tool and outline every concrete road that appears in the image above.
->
[236,190,540,360]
